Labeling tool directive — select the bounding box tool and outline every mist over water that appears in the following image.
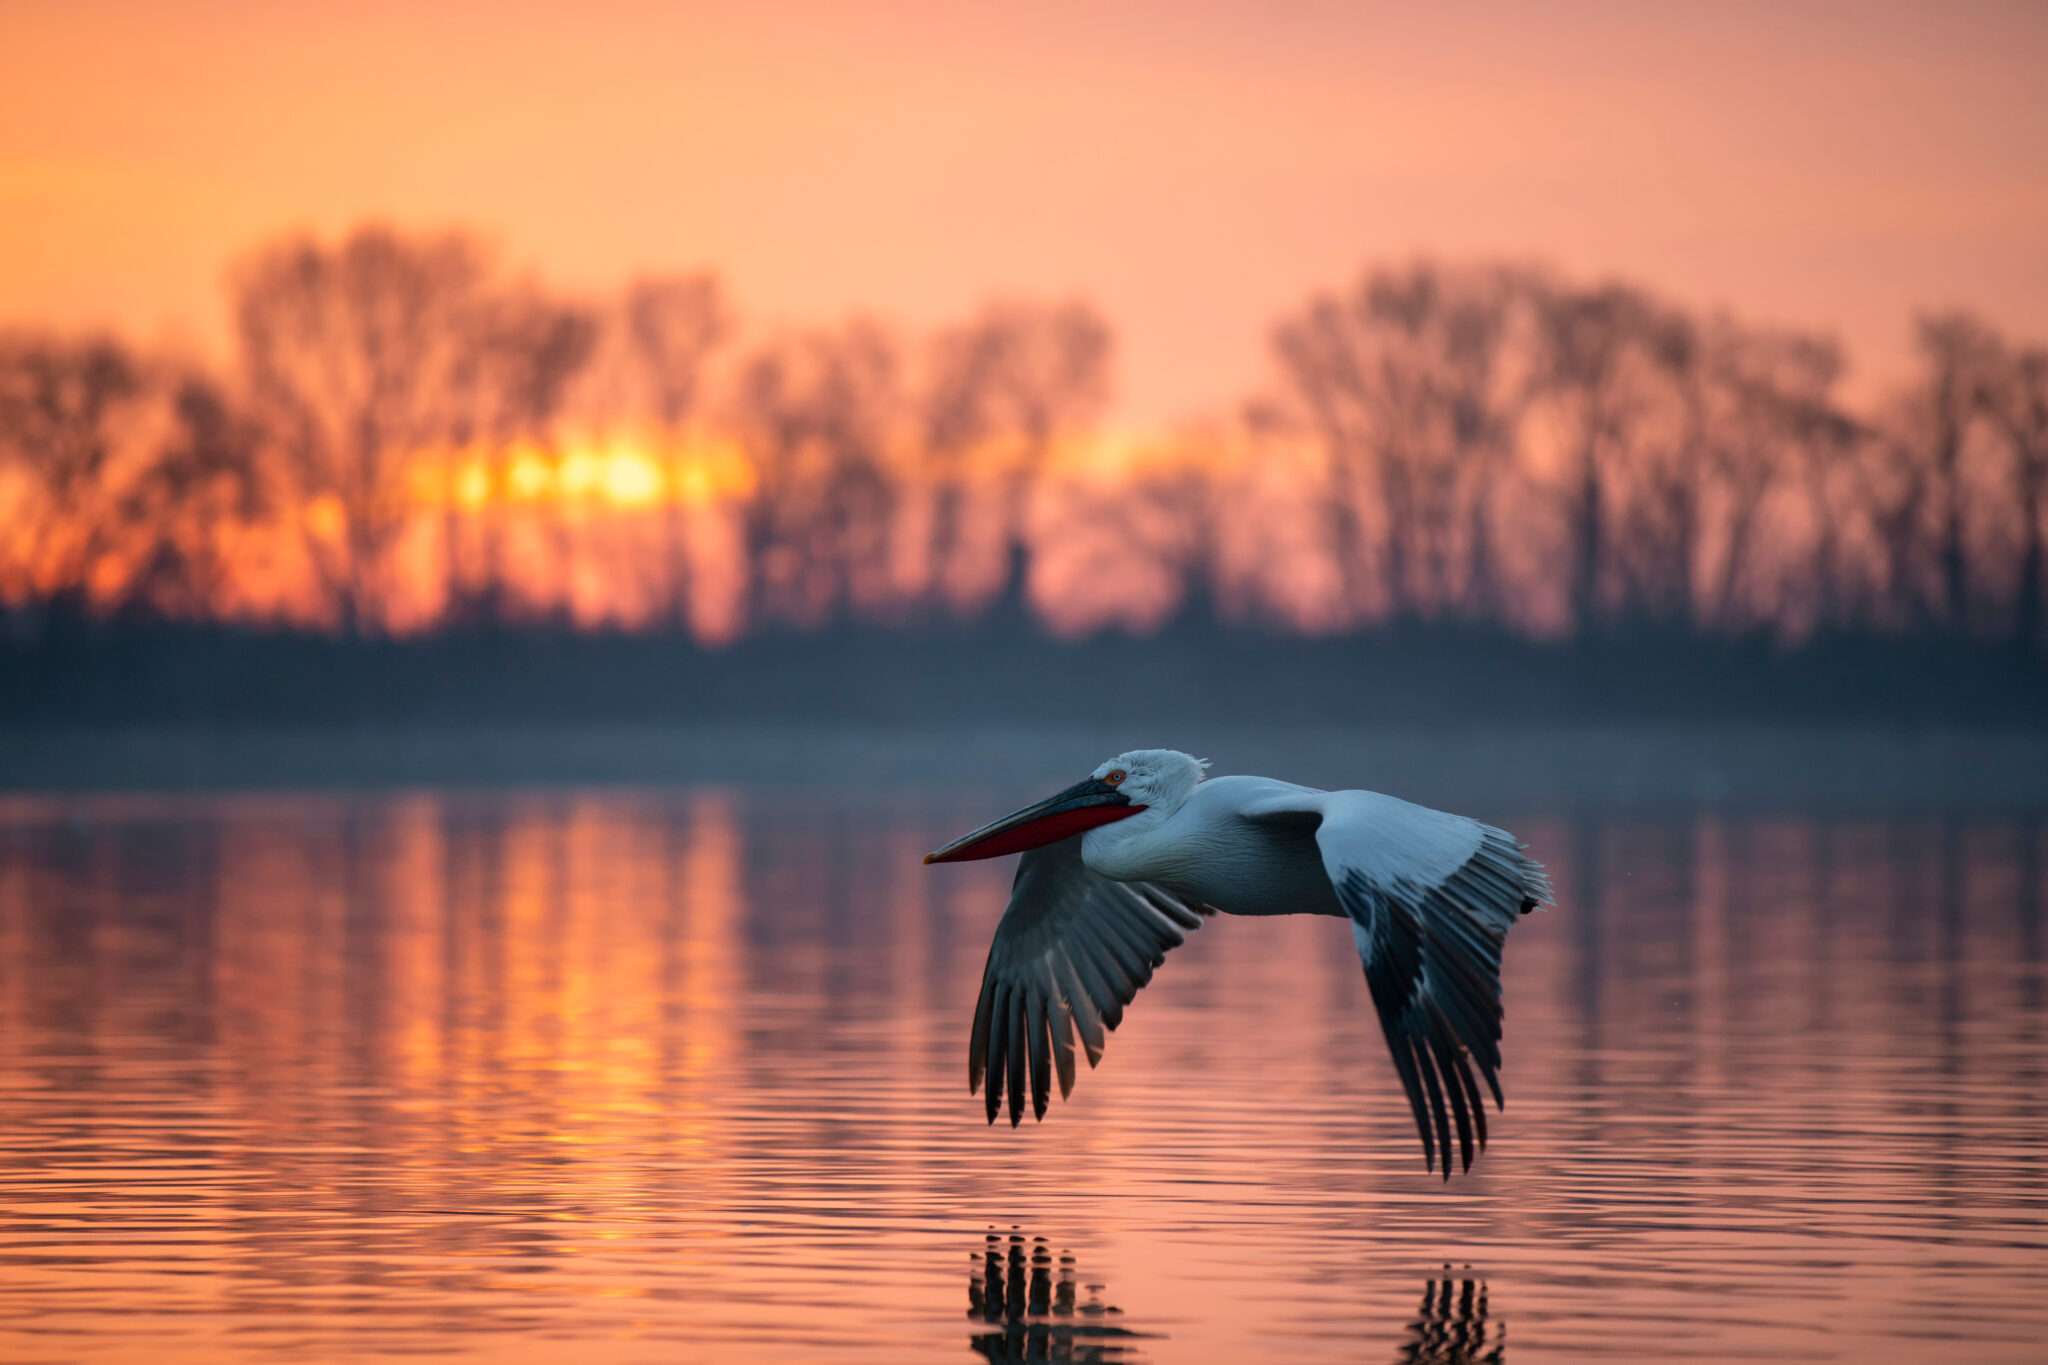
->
[0,785,2043,1362]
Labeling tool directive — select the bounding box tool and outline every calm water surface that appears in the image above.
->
[0,788,2043,1362]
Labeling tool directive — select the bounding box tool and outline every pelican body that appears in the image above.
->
[925,749,1552,1178]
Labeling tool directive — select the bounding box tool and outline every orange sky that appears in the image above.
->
[3,0,2045,424]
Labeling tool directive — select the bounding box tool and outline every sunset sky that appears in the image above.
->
[4,0,2045,424]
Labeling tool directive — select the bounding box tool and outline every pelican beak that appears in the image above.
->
[924,777,1145,864]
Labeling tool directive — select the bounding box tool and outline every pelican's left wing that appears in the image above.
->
[1245,789,1552,1177]
[969,836,1208,1126]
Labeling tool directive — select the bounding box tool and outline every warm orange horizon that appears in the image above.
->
[4,0,2046,424]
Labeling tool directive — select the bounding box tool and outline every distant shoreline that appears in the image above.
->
[4,723,2045,809]
[7,618,2047,729]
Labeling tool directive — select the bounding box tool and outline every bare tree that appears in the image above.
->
[1529,281,1690,635]
[1613,319,1857,633]
[1791,402,1870,633]
[1269,296,1372,618]
[459,288,598,623]
[0,337,266,625]
[732,322,905,628]
[1850,314,2005,636]
[921,301,1112,618]
[1696,329,1849,629]
[1914,314,2002,633]
[1985,343,2048,652]
[1097,443,1237,629]
[1270,263,1534,625]
[1861,419,1937,631]
[233,226,494,634]
[113,373,268,617]
[0,333,143,613]
[622,275,728,628]
[1611,314,1708,627]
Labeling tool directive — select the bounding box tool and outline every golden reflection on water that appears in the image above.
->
[0,791,2044,1362]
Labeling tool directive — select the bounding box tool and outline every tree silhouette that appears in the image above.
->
[463,287,598,623]
[1988,343,2048,652]
[0,338,268,629]
[114,373,268,618]
[1528,280,1693,635]
[624,274,728,628]
[922,302,1112,620]
[732,321,905,628]
[0,333,142,614]
[233,226,496,633]
[1272,263,1532,624]
[1913,314,2003,634]
[4,220,2047,691]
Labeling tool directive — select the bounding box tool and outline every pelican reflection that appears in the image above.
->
[965,1237,1502,1363]
[968,1231,1148,1363]
[1396,1271,1503,1364]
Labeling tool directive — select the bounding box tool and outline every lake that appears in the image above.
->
[0,783,2043,1362]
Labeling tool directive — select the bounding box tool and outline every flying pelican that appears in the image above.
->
[925,749,1552,1177]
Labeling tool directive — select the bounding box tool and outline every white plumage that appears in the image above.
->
[926,748,1552,1178]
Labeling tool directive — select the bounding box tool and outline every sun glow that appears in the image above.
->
[303,495,346,540]
[598,449,662,506]
[507,448,554,501]
[453,461,492,509]
[674,440,757,507]
[409,439,756,512]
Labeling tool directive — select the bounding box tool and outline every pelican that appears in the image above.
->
[925,749,1552,1177]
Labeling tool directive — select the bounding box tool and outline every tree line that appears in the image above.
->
[3,225,2045,654]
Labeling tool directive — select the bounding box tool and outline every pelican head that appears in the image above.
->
[924,749,1208,864]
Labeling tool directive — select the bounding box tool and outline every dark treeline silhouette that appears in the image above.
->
[1262,263,2048,648]
[3,225,2046,724]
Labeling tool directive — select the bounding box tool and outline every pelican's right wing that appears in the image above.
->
[969,836,1208,1127]
[1246,789,1552,1177]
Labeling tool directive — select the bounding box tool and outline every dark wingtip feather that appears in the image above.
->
[1415,1051,1453,1182]
[969,971,996,1095]
[1026,989,1051,1122]
[1437,1039,1476,1174]
[983,983,1007,1124]
[1005,991,1027,1128]
[1449,1046,1489,1153]
[1389,1038,1436,1174]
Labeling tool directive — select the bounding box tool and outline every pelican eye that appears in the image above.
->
[1105,769,1126,785]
